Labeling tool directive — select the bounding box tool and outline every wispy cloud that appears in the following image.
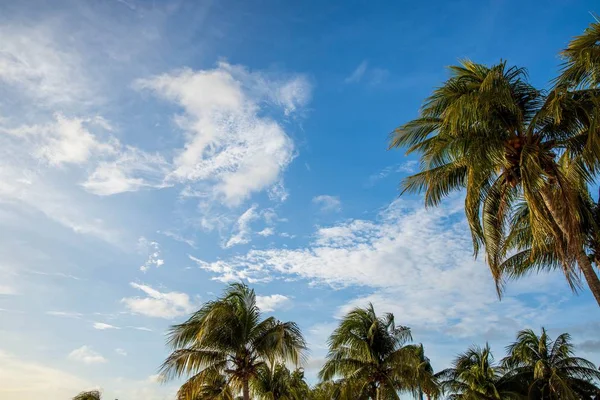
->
[0,24,91,106]
[137,237,164,273]
[345,60,389,86]
[25,270,82,280]
[345,60,369,83]
[193,198,566,336]
[157,230,196,248]
[122,283,195,319]
[366,160,418,186]
[93,322,120,330]
[224,205,260,248]
[46,311,83,319]
[115,348,128,356]
[68,345,107,364]
[312,195,342,213]
[257,227,275,237]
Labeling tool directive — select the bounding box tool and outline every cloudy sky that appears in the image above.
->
[1,1,599,399]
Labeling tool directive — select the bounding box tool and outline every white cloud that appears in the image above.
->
[136,62,310,205]
[46,311,83,319]
[137,237,164,273]
[0,24,90,106]
[0,349,92,400]
[192,198,568,337]
[224,205,259,248]
[157,230,196,248]
[256,294,291,312]
[0,114,116,166]
[115,348,127,356]
[82,147,170,196]
[268,180,289,202]
[312,195,341,213]
[68,345,107,365]
[93,322,120,330]
[0,165,120,243]
[257,227,275,237]
[122,283,195,319]
[130,326,153,332]
[345,61,369,83]
[366,160,418,187]
[344,60,389,86]
[26,270,81,280]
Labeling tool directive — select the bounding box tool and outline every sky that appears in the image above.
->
[0,1,599,399]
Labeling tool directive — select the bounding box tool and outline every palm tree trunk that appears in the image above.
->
[575,251,600,306]
[243,378,250,400]
[540,188,600,306]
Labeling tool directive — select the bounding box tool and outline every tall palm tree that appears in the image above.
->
[72,391,101,400]
[413,344,440,400]
[437,344,519,400]
[502,328,600,399]
[252,363,311,400]
[390,58,600,306]
[558,20,600,88]
[160,283,307,400]
[319,304,435,400]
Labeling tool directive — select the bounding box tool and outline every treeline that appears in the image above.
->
[73,283,600,400]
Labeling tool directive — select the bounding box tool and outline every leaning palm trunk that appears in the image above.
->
[539,187,600,306]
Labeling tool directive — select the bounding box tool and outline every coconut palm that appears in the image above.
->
[160,283,307,400]
[501,328,600,399]
[558,20,600,88]
[310,379,371,400]
[72,391,101,400]
[252,363,311,400]
[319,304,435,399]
[389,58,600,306]
[437,344,519,400]
[412,344,440,400]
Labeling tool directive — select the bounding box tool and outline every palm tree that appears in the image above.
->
[558,20,600,88]
[437,344,519,400]
[252,363,311,400]
[160,283,307,400]
[501,328,600,399]
[413,344,440,400]
[310,379,371,400]
[319,303,435,399]
[72,391,101,400]
[177,369,237,400]
[389,58,600,306]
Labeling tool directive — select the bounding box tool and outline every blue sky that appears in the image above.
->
[1,1,599,399]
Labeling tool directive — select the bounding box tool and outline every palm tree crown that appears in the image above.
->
[72,390,102,400]
[319,303,435,399]
[502,328,600,399]
[160,283,307,400]
[390,57,600,305]
[252,363,311,400]
[437,344,518,400]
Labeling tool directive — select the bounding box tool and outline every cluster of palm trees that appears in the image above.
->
[390,20,600,306]
[72,18,600,400]
[134,283,597,400]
